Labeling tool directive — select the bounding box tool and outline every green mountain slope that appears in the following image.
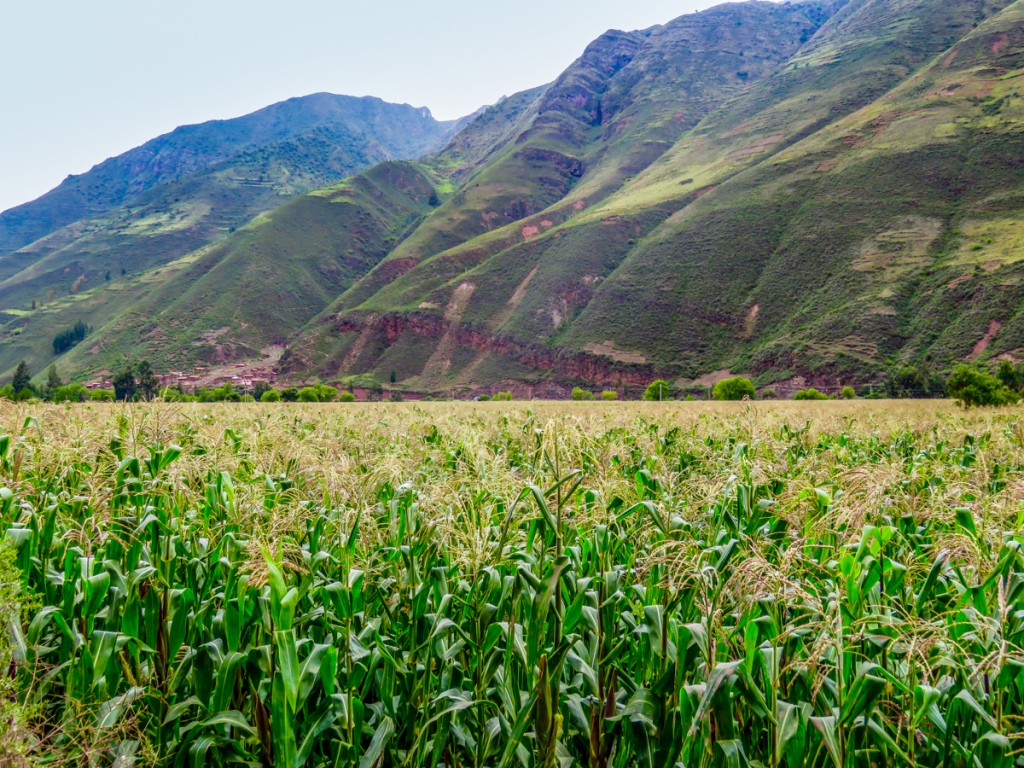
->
[21,0,1024,392]
[0,95,459,376]
[284,0,1024,392]
[282,0,839,382]
[13,162,439,377]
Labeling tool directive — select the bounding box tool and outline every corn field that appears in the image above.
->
[0,400,1023,768]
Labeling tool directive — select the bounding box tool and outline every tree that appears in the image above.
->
[601,391,618,401]
[840,386,856,400]
[390,371,397,384]
[297,387,320,402]
[53,320,90,354]
[338,392,356,402]
[260,390,281,403]
[571,387,595,401]
[90,389,115,402]
[45,365,63,394]
[712,377,755,401]
[886,364,945,398]
[314,385,338,402]
[947,364,1019,407]
[281,388,299,402]
[11,361,31,395]
[113,364,136,402]
[643,380,672,401]
[136,361,159,400]
[997,359,1024,392]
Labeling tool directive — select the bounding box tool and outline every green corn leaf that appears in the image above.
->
[358,716,395,768]
[810,716,841,768]
[838,671,887,725]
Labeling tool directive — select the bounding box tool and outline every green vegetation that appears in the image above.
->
[571,387,595,401]
[997,359,1024,392]
[712,376,755,401]
[946,364,1021,408]
[2,401,1024,766]
[840,385,856,400]
[338,391,356,402]
[51,320,90,355]
[0,99,458,378]
[643,380,672,401]
[886,366,947,400]
[793,388,830,401]
[270,0,1024,396]
[601,390,618,401]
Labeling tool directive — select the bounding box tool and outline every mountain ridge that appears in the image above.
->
[8,0,1024,395]
[0,93,455,255]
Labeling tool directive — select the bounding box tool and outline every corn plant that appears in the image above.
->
[0,401,1022,767]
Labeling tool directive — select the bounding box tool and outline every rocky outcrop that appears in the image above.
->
[334,311,660,387]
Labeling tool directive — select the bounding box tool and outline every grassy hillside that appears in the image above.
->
[16,0,1024,392]
[0,96,459,377]
[42,162,439,377]
[282,0,837,387]
[285,0,1024,393]
[567,0,1023,383]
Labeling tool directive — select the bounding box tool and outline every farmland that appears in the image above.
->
[1,400,1023,767]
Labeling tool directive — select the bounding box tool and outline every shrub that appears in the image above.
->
[571,387,595,401]
[947,364,1020,407]
[643,380,672,401]
[260,390,282,402]
[50,384,89,403]
[759,388,778,399]
[492,392,513,401]
[840,386,856,400]
[297,387,320,402]
[338,392,356,402]
[601,391,618,401]
[712,377,755,401]
[240,395,256,402]
[89,389,115,402]
[476,394,491,402]
[281,388,299,402]
[794,388,830,401]
[315,385,338,402]
[0,385,13,400]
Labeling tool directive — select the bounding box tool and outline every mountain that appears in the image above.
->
[14,0,1024,393]
[0,94,456,257]
[0,94,460,374]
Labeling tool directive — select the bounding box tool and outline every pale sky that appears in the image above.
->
[0,0,717,213]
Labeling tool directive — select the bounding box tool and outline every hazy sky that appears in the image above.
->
[0,0,717,212]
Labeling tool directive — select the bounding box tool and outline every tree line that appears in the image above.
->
[5,358,1024,407]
